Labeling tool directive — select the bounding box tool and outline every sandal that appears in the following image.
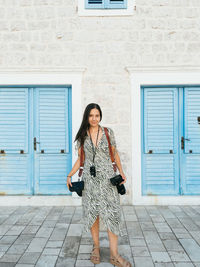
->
[90,245,100,264]
[110,254,132,267]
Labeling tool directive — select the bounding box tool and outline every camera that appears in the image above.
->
[110,174,126,195]
[90,165,96,177]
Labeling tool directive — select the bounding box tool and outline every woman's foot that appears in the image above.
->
[110,253,132,267]
[90,245,100,264]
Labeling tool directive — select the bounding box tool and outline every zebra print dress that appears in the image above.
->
[75,125,127,236]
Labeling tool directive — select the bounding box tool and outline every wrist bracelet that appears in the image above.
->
[67,176,71,178]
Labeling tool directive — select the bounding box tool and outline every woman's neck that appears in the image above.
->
[89,125,100,133]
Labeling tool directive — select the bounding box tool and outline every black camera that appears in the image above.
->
[90,165,96,177]
[110,175,126,195]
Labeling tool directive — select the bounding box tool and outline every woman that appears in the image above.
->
[67,103,131,267]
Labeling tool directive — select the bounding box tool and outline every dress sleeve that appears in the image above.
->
[108,127,117,149]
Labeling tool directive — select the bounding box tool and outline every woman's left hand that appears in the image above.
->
[120,172,126,185]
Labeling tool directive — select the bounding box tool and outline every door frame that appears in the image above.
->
[0,68,85,206]
[127,66,200,205]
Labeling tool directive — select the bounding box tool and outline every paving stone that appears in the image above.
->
[151,251,171,263]
[175,233,192,239]
[45,240,63,248]
[42,220,57,227]
[159,232,177,240]
[50,225,69,241]
[75,259,94,266]
[154,223,172,233]
[140,222,155,231]
[59,236,80,258]
[131,246,150,256]
[0,226,11,236]
[35,227,54,238]
[0,244,10,252]
[42,248,61,255]
[5,226,26,236]
[168,250,190,262]
[67,224,83,237]
[77,253,90,260]
[0,253,21,263]
[79,245,93,254]
[15,265,35,267]
[0,236,18,245]
[129,238,146,246]
[0,251,5,258]
[155,264,174,267]
[165,218,183,228]
[35,255,58,267]
[179,239,200,261]
[173,263,194,267]
[14,235,34,245]
[18,252,40,264]
[0,263,16,267]
[126,222,143,238]
[97,263,113,267]
[163,239,184,251]
[134,256,154,267]
[22,225,40,235]
[55,257,76,267]
[6,243,28,254]
[26,237,48,253]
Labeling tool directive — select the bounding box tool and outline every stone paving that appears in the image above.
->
[1,205,200,266]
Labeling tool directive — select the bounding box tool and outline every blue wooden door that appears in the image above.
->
[0,86,72,195]
[0,87,31,195]
[181,87,200,195]
[142,86,200,195]
[142,87,179,195]
[33,87,72,195]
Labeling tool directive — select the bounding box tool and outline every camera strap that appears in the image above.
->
[89,125,100,164]
[78,144,84,178]
[104,127,117,173]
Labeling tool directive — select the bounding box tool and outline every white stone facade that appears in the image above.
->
[0,0,200,205]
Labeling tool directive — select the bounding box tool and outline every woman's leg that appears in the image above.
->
[107,229,118,256]
[108,229,131,265]
[90,216,100,259]
[90,215,100,246]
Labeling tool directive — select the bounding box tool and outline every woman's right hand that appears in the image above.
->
[67,176,72,189]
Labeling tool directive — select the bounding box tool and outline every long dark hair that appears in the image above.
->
[75,103,102,145]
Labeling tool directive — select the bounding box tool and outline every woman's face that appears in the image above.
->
[88,108,101,127]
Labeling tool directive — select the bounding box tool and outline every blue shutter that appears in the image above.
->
[85,0,104,9]
[0,88,28,153]
[35,88,69,154]
[182,87,200,194]
[142,87,179,195]
[184,87,200,154]
[106,0,127,9]
[0,88,31,194]
[34,87,72,195]
[85,0,126,9]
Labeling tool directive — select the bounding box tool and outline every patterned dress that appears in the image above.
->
[76,125,127,236]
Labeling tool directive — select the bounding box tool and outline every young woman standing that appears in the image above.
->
[67,103,131,267]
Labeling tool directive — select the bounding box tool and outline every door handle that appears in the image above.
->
[34,137,40,151]
[181,137,190,150]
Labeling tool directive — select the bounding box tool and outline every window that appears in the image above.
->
[85,0,127,9]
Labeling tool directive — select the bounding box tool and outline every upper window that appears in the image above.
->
[85,0,127,9]
[78,0,135,16]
